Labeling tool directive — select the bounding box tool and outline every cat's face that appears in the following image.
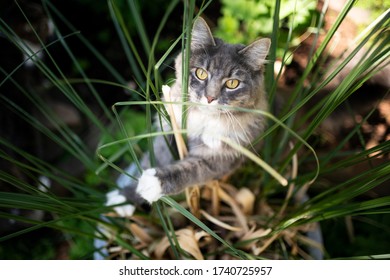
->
[187,18,270,111]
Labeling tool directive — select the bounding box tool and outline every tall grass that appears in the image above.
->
[0,0,389,259]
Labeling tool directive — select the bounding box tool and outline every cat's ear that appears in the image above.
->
[239,38,271,70]
[191,17,216,50]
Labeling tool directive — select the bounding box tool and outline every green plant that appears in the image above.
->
[215,0,319,62]
[0,0,389,260]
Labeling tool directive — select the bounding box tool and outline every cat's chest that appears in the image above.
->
[186,110,244,150]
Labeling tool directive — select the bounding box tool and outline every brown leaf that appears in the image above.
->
[200,210,242,232]
[239,227,272,250]
[129,223,153,244]
[185,186,201,218]
[236,187,255,215]
[154,228,208,260]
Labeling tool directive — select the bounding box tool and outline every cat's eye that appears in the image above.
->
[195,68,208,80]
[225,79,240,89]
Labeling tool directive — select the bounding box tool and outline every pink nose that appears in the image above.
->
[206,96,215,104]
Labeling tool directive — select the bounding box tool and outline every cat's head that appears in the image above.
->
[186,17,270,111]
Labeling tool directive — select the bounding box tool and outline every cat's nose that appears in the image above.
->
[206,96,215,104]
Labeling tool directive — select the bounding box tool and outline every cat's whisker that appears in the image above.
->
[223,108,260,156]
[223,109,241,147]
[232,112,257,152]
[234,111,254,140]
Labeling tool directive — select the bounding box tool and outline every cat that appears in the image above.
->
[107,17,270,215]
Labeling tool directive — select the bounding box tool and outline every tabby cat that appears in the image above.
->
[107,17,270,215]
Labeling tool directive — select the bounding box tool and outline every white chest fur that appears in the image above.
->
[186,109,250,150]
[187,110,220,148]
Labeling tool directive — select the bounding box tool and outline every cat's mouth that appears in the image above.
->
[191,100,234,115]
[189,93,238,113]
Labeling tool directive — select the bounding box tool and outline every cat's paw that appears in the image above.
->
[106,189,135,217]
[136,168,163,203]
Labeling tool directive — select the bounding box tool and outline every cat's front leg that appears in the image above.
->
[136,156,240,203]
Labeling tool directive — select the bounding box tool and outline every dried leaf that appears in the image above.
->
[207,180,221,216]
[154,235,170,259]
[162,85,187,159]
[185,186,200,218]
[200,210,242,232]
[177,228,205,260]
[240,227,272,250]
[129,223,153,244]
[254,233,281,255]
[218,185,249,231]
[154,228,208,260]
[236,187,255,215]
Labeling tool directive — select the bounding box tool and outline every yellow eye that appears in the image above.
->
[195,68,208,80]
[225,79,240,89]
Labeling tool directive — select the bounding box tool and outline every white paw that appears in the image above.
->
[136,168,163,203]
[106,190,135,217]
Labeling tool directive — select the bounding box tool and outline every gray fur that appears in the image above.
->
[120,18,270,204]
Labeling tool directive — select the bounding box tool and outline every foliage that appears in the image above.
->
[215,0,318,61]
[356,0,390,21]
